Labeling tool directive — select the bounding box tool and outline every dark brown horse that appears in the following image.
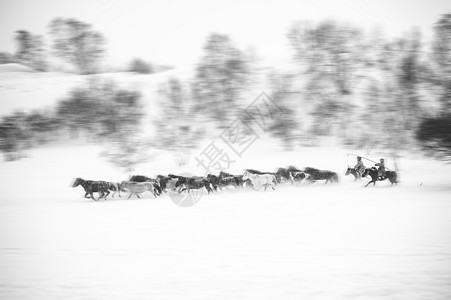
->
[363,167,398,187]
[275,168,294,184]
[72,178,110,201]
[176,176,213,194]
[303,167,339,184]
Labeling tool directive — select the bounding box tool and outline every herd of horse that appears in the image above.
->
[72,165,397,201]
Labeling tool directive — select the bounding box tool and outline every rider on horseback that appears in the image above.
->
[354,156,366,179]
[375,158,386,180]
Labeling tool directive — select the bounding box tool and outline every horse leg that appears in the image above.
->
[128,193,133,199]
[104,190,110,200]
[364,180,372,188]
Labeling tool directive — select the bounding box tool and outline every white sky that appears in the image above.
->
[0,0,450,68]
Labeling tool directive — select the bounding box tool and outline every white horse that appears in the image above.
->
[242,171,277,191]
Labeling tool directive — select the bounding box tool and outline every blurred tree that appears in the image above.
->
[415,14,451,159]
[192,33,249,127]
[431,13,451,112]
[288,20,367,96]
[371,30,424,150]
[0,112,29,161]
[25,110,61,144]
[267,72,298,149]
[417,113,451,159]
[0,52,17,64]
[288,21,367,136]
[14,30,47,71]
[154,78,204,154]
[56,78,144,141]
[56,87,97,138]
[129,58,153,74]
[48,18,105,74]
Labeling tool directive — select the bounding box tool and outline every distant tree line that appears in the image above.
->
[0,78,144,161]
[3,17,156,75]
[2,12,451,162]
[279,14,451,158]
[152,13,451,159]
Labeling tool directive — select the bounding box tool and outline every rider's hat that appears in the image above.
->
[380,158,384,161]
[357,156,361,159]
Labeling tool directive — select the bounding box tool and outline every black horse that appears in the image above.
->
[362,167,398,187]
[275,167,293,184]
[206,174,220,191]
[287,165,303,173]
[345,167,363,181]
[72,177,110,201]
[217,176,240,190]
[176,176,213,194]
[245,169,275,176]
[303,167,339,184]
[219,171,245,187]
[156,175,179,192]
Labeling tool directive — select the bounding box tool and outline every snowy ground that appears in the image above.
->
[1,141,451,300]
[1,70,451,299]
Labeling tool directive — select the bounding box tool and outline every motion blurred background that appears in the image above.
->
[2,2,451,300]
[0,0,450,167]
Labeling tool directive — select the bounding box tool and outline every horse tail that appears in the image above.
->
[332,173,339,183]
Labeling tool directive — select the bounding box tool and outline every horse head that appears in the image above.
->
[345,167,352,176]
[72,177,83,187]
[174,177,187,188]
[362,168,372,178]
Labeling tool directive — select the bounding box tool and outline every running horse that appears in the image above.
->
[175,176,213,194]
[120,181,159,199]
[242,171,277,191]
[345,167,363,181]
[362,167,398,187]
[275,167,294,184]
[303,167,339,184]
[72,178,110,201]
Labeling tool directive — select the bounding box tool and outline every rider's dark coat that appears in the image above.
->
[375,160,386,177]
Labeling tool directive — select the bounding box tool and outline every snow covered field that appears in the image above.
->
[1,141,451,300]
[1,70,451,299]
